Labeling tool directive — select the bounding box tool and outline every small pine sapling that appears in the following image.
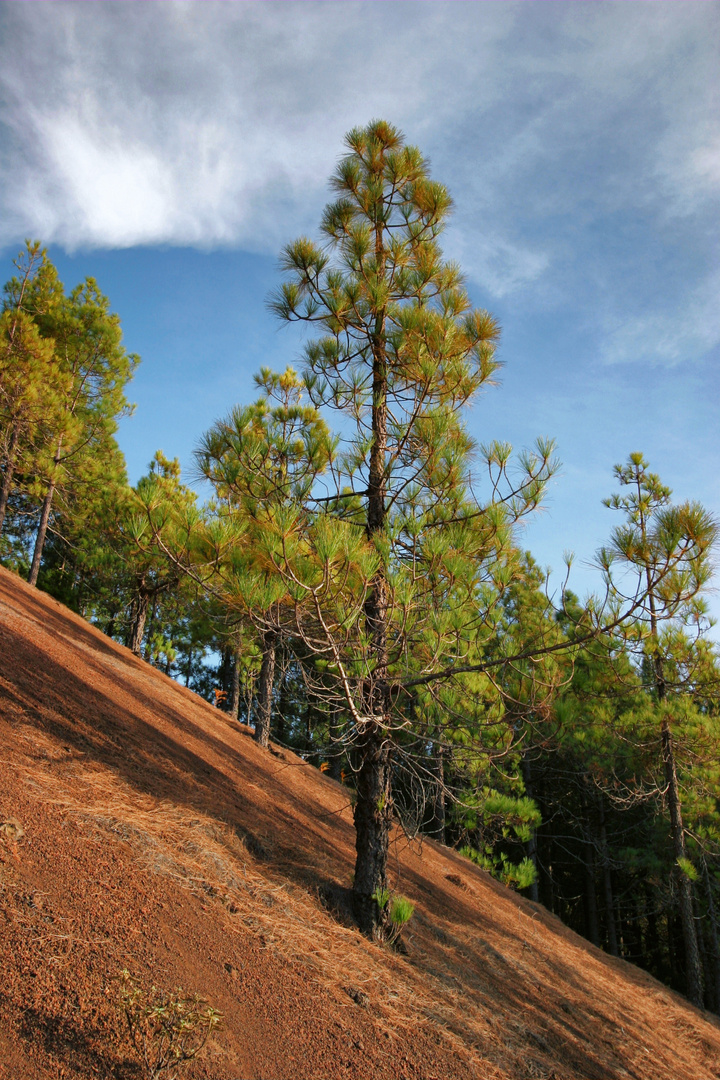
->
[371,888,415,946]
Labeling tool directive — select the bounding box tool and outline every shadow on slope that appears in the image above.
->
[1,566,719,1080]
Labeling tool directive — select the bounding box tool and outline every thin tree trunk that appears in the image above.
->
[701,920,716,1015]
[703,861,720,1014]
[430,740,446,843]
[670,911,692,995]
[254,628,277,748]
[598,795,619,957]
[103,603,120,641]
[643,557,703,1005]
[353,583,392,935]
[522,754,540,903]
[275,654,289,745]
[229,648,241,721]
[0,423,20,535]
[303,700,314,758]
[329,708,343,781]
[127,590,150,656]
[29,436,63,587]
[644,885,663,977]
[584,837,600,947]
[28,477,55,586]
[143,592,159,661]
[661,718,704,1006]
[581,787,599,945]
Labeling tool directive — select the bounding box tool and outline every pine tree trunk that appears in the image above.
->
[0,423,20,535]
[703,861,720,1014]
[127,589,150,656]
[29,436,64,587]
[353,720,393,938]
[254,628,277,748]
[275,655,289,745]
[352,311,392,937]
[229,649,241,721]
[661,718,704,1006]
[430,741,446,843]
[28,477,56,586]
[103,604,120,640]
[669,911,691,995]
[535,783,554,912]
[580,788,599,945]
[584,838,600,947]
[329,707,343,781]
[644,885,663,976]
[598,795,619,956]
[522,755,540,903]
[142,593,159,661]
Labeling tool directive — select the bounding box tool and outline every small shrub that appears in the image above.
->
[116,969,222,1080]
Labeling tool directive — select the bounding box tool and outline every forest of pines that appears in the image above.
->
[1,122,719,1012]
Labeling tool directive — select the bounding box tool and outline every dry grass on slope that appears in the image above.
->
[1,564,720,1080]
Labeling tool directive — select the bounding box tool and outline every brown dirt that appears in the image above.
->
[0,565,719,1080]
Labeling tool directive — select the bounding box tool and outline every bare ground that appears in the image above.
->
[0,564,719,1080]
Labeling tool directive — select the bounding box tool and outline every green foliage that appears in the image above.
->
[116,969,222,1080]
[388,894,416,928]
[371,886,390,911]
[0,242,138,586]
[677,857,699,882]
[460,846,537,890]
[371,887,415,945]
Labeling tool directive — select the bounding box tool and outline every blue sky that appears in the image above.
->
[1,1,718,625]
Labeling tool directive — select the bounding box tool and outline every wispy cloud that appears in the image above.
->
[0,2,717,365]
[600,268,720,367]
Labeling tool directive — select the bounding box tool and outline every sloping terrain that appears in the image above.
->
[1,564,719,1080]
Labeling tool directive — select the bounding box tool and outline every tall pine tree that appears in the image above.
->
[270,121,557,935]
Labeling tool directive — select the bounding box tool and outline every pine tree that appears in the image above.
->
[270,121,557,935]
[601,452,718,1006]
[2,249,139,586]
[120,452,201,656]
[0,243,63,536]
[195,366,334,746]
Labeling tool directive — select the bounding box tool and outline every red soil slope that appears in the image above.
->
[1,564,719,1080]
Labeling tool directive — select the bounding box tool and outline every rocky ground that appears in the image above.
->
[1,564,719,1080]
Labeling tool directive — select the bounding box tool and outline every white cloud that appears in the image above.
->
[445,224,550,299]
[0,1,718,364]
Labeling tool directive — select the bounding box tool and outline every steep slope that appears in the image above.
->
[0,564,719,1080]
